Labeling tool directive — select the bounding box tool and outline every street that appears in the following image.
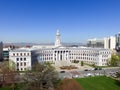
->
[59,67,120,79]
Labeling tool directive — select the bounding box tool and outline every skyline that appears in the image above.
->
[0,0,120,43]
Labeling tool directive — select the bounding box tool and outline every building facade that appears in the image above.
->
[104,36,116,50]
[0,42,3,61]
[3,47,10,60]
[32,47,111,66]
[115,33,120,51]
[31,31,112,66]
[87,38,104,48]
[9,49,31,71]
[9,30,112,70]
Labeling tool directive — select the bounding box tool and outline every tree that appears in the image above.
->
[73,60,79,63]
[81,61,84,66]
[92,63,96,67]
[0,61,19,90]
[110,54,120,66]
[23,62,60,90]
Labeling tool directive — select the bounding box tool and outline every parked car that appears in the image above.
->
[72,75,79,78]
[84,69,88,71]
[94,67,102,70]
[94,68,98,70]
[60,71,65,73]
[98,68,102,70]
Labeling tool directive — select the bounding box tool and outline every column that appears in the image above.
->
[59,51,60,60]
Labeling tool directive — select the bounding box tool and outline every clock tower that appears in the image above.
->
[55,30,61,47]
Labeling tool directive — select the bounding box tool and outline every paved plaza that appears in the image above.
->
[52,60,91,71]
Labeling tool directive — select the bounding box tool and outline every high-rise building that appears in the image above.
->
[55,30,61,47]
[104,36,116,50]
[87,38,104,48]
[3,48,10,60]
[104,37,109,49]
[115,33,120,51]
[0,42,3,61]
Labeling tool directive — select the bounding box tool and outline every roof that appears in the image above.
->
[32,47,111,51]
[9,49,30,52]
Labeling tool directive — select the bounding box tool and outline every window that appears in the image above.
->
[20,53,22,56]
[16,58,19,61]
[21,68,23,71]
[17,53,18,56]
[27,53,29,56]
[24,58,26,61]
[13,53,15,56]
[20,62,22,66]
[24,62,26,66]
[17,63,19,66]
[20,58,22,61]
[24,53,26,56]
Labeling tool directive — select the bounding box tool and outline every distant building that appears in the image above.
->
[9,49,31,71]
[104,36,116,50]
[3,51,9,60]
[0,42,3,61]
[3,47,10,60]
[115,33,120,51]
[87,38,104,48]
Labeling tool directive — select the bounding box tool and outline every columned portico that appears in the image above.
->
[54,50,69,61]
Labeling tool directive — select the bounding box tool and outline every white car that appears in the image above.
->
[84,73,94,77]
[72,75,79,78]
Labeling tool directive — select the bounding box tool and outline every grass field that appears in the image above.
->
[75,76,120,90]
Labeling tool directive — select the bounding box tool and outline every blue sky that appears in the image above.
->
[0,0,120,43]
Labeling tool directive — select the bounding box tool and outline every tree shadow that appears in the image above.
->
[55,78,83,90]
[115,79,120,87]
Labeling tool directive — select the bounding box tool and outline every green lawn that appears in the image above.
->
[75,76,120,90]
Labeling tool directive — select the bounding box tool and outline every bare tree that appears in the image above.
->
[23,62,60,90]
[0,61,19,90]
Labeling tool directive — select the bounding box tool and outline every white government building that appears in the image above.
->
[9,30,112,71]
[32,30,112,66]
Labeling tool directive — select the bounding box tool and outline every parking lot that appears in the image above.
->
[59,67,120,79]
